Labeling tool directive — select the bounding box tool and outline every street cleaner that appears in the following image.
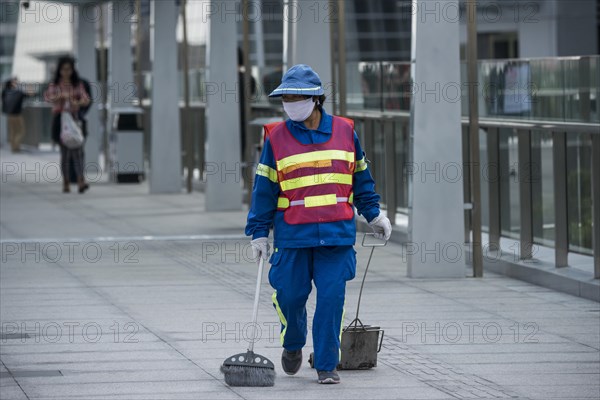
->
[246,64,392,384]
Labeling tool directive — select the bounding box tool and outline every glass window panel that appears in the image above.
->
[566,133,593,255]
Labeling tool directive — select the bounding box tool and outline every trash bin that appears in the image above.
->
[109,107,145,183]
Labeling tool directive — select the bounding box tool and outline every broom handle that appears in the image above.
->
[248,257,264,353]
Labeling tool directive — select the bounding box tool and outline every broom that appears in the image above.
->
[221,257,276,386]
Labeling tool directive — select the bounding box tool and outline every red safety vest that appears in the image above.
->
[265,116,356,225]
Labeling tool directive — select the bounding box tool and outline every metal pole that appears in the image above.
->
[134,0,144,138]
[337,0,346,117]
[329,0,337,115]
[242,0,253,205]
[251,0,265,89]
[135,0,143,103]
[99,3,109,176]
[466,0,483,277]
[181,0,193,193]
[282,0,290,72]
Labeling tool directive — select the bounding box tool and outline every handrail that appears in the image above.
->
[469,118,599,133]
[343,108,599,134]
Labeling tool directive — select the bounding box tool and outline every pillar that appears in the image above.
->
[407,0,466,278]
[149,0,182,193]
[76,4,100,174]
[108,1,135,108]
[204,0,242,210]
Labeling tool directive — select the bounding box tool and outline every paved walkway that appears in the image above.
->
[1,149,599,400]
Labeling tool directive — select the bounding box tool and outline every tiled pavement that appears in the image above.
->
[1,149,599,399]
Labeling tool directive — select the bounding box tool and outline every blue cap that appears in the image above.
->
[268,64,324,97]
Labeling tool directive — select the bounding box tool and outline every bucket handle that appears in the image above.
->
[344,317,367,332]
[361,232,388,247]
[377,329,385,353]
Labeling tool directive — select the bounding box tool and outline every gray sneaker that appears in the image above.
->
[281,349,302,375]
[317,370,340,384]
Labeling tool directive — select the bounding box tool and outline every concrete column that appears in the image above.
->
[204,0,242,210]
[407,0,465,278]
[75,5,100,174]
[286,0,333,105]
[108,1,135,108]
[149,0,181,194]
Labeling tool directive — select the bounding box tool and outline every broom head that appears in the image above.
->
[221,350,275,387]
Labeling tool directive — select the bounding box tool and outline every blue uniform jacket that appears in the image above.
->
[245,108,381,248]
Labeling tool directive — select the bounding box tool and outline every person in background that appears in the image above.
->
[1,77,29,153]
[44,56,90,194]
[246,64,392,384]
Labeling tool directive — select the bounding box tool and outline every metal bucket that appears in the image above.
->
[338,324,384,370]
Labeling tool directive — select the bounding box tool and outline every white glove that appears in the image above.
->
[250,237,270,261]
[368,214,392,241]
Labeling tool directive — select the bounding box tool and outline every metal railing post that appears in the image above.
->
[384,119,397,225]
[487,127,501,249]
[518,129,533,260]
[462,125,471,244]
[552,131,569,267]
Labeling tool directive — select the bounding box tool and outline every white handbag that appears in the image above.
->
[60,102,84,149]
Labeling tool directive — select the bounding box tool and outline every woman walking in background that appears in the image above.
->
[44,56,90,193]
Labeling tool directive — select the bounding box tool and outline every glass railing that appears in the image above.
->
[344,56,600,123]
[475,57,599,123]
[142,56,600,124]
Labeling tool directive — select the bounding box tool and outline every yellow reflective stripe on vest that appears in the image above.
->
[277,197,290,209]
[280,173,353,191]
[281,159,332,175]
[256,163,278,183]
[355,157,368,172]
[304,194,337,208]
[349,193,354,204]
[276,150,355,171]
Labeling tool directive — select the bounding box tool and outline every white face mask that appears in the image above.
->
[282,98,315,122]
